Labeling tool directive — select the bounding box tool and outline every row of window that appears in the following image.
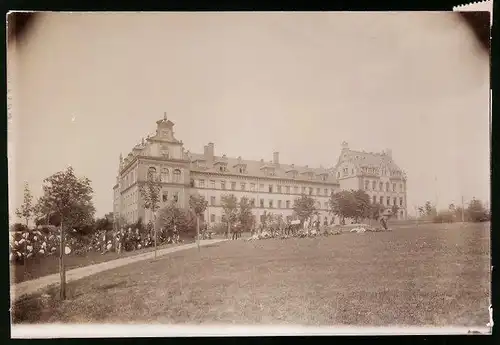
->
[340,167,403,178]
[364,180,404,193]
[161,191,180,203]
[205,195,329,210]
[122,165,182,190]
[372,195,404,207]
[195,179,335,196]
[148,167,181,183]
[195,162,331,181]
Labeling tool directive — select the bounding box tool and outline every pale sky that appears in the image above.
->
[8,12,490,220]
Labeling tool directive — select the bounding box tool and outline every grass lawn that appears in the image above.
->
[12,222,490,326]
[10,237,197,285]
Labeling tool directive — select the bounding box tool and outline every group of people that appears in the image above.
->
[101,224,182,254]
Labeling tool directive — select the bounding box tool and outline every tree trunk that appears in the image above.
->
[59,219,66,300]
[196,215,200,251]
[153,210,157,259]
[227,221,231,239]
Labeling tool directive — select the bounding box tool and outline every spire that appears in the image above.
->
[119,153,123,162]
[163,112,167,122]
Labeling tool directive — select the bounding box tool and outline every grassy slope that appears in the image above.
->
[12,223,490,326]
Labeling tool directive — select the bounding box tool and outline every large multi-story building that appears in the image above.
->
[113,114,407,226]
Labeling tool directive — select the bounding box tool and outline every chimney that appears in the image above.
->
[206,142,215,164]
[273,152,280,165]
[341,141,349,150]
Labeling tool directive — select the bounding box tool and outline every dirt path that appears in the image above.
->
[10,239,227,302]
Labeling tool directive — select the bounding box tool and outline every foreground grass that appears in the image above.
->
[10,237,197,284]
[12,223,490,326]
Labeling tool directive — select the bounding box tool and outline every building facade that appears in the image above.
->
[113,115,408,226]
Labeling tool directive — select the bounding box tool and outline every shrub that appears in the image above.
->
[433,210,455,223]
[10,223,29,232]
[210,222,227,235]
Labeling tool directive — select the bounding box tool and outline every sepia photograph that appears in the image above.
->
[8,10,491,337]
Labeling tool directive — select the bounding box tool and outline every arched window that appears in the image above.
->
[147,167,157,181]
[385,182,389,192]
[173,169,181,183]
[161,167,169,182]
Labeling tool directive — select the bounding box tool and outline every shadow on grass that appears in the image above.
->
[12,286,60,324]
[12,279,130,324]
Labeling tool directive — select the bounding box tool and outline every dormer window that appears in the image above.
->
[234,162,247,174]
[215,160,228,172]
[260,164,275,176]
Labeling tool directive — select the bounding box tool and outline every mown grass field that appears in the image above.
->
[12,222,490,326]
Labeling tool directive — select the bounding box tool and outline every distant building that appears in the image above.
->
[113,115,407,226]
[332,141,408,220]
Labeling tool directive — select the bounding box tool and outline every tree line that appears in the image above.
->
[417,199,490,223]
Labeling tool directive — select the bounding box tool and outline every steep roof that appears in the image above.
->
[335,149,403,172]
[188,152,339,184]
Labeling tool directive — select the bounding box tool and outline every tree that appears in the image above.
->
[467,198,489,222]
[237,196,254,232]
[221,194,238,237]
[15,182,34,227]
[352,190,371,223]
[417,206,425,218]
[94,216,113,232]
[424,201,436,217]
[390,204,400,219]
[40,166,95,300]
[156,202,196,238]
[293,194,316,224]
[329,190,357,224]
[260,210,273,231]
[189,193,208,251]
[369,202,385,225]
[34,196,51,226]
[139,169,162,258]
